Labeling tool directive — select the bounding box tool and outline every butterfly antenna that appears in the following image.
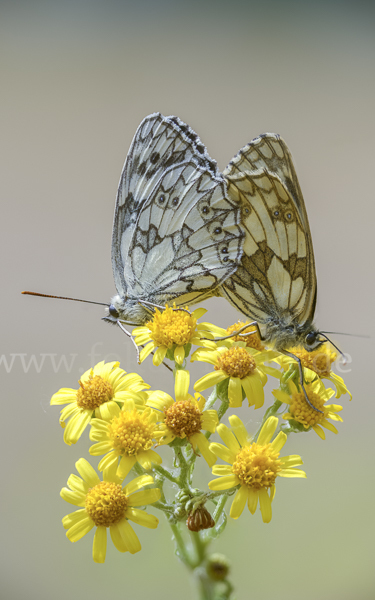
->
[22,291,108,307]
[320,330,370,339]
[319,333,348,365]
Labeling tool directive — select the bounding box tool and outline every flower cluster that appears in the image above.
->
[51,305,351,563]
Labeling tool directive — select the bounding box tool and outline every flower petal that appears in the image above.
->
[110,523,128,553]
[257,416,278,446]
[117,520,141,554]
[209,442,237,464]
[216,423,241,453]
[258,488,272,523]
[229,486,248,519]
[280,455,304,468]
[93,526,107,563]
[50,389,77,405]
[194,371,228,392]
[227,415,250,447]
[279,468,307,478]
[212,465,233,476]
[228,377,243,407]
[190,432,217,467]
[75,458,101,487]
[62,509,87,530]
[139,342,156,363]
[127,488,161,507]
[208,475,239,490]
[247,488,258,514]
[66,516,94,542]
[175,369,190,401]
[153,346,168,366]
[174,346,186,366]
[117,455,137,480]
[137,449,162,470]
[126,507,159,529]
[270,431,287,452]
[124,475,154,496]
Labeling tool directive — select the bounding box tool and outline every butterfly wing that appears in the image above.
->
[219,134,316,329]
[112,114,244,309]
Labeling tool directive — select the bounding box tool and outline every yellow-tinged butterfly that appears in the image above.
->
[217,133,345,406]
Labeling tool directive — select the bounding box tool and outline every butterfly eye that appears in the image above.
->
[172,197,179,206]
[108,305,119,319]
[214,227,222,235]
[305,331,317,346]
[274,210,279,217]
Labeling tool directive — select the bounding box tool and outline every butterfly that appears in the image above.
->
[215,133,343,408]
[103,113,245,330]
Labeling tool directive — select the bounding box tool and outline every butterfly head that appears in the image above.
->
[303,329,324,352]
[102,294,151,326]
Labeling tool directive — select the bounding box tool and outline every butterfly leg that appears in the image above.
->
[117,320,141,363]
[282,350,323,413]
[201,321,262,343]
[138,299,191,316]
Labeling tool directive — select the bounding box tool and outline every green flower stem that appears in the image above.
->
[190,531,205,565]
[153,500,174,513]
[212,493,229,523]
[153,464,179,483]
[174,446,191,489]
[204,387,219,411]
[170,522,193,567]
[217,395,230,422]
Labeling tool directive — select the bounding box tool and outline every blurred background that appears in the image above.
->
[2,1,374,598]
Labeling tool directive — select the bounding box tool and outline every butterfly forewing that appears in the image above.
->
[223,133,312,235]
[111,113,244,321]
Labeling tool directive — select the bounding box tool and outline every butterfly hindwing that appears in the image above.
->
[124,161,244,306]
[112,114,244,311]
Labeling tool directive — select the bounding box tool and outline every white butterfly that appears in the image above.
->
[104,113,245,328]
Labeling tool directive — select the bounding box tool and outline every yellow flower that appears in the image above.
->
[146,370,218,466]
[192,344,279,408]
[50,361,149,445]
[273,379,343,440]
[89,400,162,479]
[132,304,215,366]
[61,459,160,563]
[279,345,352,399]
[208,416,306,523]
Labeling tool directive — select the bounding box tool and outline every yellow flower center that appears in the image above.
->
[85,481,127,527]
[164,400,202,438]
[108,409,155,456]
[76,373,113,409]
[215,347,256,378]
[232,443,282,489]
[288,391,326,428]
[289,346,336,377]
[146,305,197,349]
[227,321,264,351]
